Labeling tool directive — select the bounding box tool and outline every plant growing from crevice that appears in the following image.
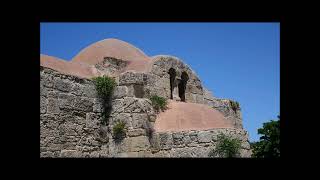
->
[150,95,168,112]
[112,121,126,142]
[209,133,241,158]
[92,75,116,125]
[230,100,240,112]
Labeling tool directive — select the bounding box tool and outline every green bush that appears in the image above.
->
[92,75,116,100]
[92,75,116,125]
[113,121,126,140]
[150,95,168,112]
[230,100,240,111]
[209,133,241,158]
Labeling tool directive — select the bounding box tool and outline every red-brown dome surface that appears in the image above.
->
[154,100,234,132]
[40,54,96,79]
[72,38,153,72]
[41,38,155,78]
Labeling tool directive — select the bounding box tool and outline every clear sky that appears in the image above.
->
[40,23,280,142]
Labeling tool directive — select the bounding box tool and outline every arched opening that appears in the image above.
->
[178,72,189,102]
[168,68,176,99]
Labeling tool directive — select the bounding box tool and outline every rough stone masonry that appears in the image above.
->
[40,66,251,158]
[40,38,252,158]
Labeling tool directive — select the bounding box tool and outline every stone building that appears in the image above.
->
[40,38,252,157]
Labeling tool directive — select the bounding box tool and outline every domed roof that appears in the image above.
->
[71,38,153,73]
[72,38,150,64]
[40,54,96,78]
[40,38,158,78]
[154,100,233,132]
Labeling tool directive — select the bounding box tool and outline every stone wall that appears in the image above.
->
[40,67,156,157]
[117,56,243,129]
[40,66,251,158]
[64,55,243,130]
[41,66,106,157]
[149,56,204,103]
[151,128,251,157]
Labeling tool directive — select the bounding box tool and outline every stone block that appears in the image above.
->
[47,91,59,99]
[127,129,146,137]
[93,98,104,113]
[188,131,198,142]
[40,84,48,97]
[172,132,184,146]
[60,150,82,158]
[111,99,124,114]
[58,93,76,110]
[183,135,191,144]
[40,97,47,114]
[127,85,135,97]
[189,146,211,157]
[47,98,60,114]
[86,113,100,129]
[119,136,150,152]
[136,99,154,114]
[46,143,63,151]
[152,150,170,158]
[123,97,140,113]
[159,133,173,150]
[132,113,148,129]
[71,83,83,96]
[198,131,212,143]
[43,75,54,88]
[138,150,153,157]
[170,148,194,157]
[112,86,128,99]
[89,151,100,158]
[40,152,55,158]
[73,97,94,112]
[119,72,144,85]
[54,79,72,92]
[82,84,97,98]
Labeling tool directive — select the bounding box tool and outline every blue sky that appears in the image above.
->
[40,23,280,142]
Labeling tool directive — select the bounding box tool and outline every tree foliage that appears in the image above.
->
[251,115,280,158]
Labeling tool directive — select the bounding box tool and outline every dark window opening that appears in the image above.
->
[178,72,189,102]
[168,68,176,99]
[133,84,145,98]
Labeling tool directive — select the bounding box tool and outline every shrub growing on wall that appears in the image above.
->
[150,95,168,112]
[230,100,240,112]
[92,75,116,125]
[112,121,126,141]
[209,133,241,158]
[92,76,116,100]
